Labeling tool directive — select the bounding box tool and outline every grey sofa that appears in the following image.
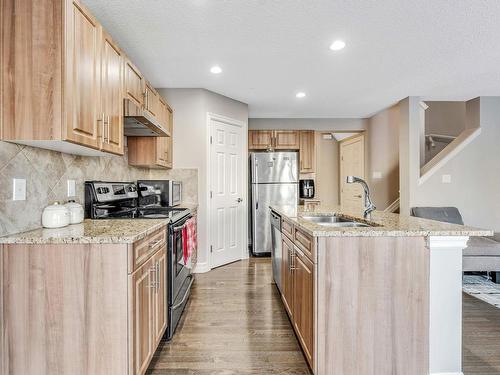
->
[411,207,500,278]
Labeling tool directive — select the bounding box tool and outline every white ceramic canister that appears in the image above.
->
[41,202,70,228]
[65,200,84,224]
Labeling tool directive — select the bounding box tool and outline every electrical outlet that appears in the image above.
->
[67,179,76,197]
[12,178,26,201]
[442,174,452,184]
[372,171,382,179]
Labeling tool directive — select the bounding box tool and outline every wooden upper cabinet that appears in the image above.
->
[299,130,315,173]
[100,29,124,155]
[63,0,101,150]
[293,247,315,368]
[1,0,125,155]
[125,59,144,108]
[248,130,300,150]
[274,130,300,149]
[249,130,274,149]
[144,82,160,118]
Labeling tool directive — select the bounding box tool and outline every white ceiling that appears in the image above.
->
[82,0,500,118]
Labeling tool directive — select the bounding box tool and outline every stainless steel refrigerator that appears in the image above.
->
[250,152,298,255]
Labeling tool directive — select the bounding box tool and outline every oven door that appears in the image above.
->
[169,214,193,304]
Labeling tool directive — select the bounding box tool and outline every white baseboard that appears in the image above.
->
[193,262,211,273]
[430,372,463,375]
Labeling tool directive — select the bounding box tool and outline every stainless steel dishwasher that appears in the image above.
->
[270,210,282,292]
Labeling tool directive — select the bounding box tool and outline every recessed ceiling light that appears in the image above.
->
[329,40,346,51]
[296,92,306,98]
[210,65,222,74]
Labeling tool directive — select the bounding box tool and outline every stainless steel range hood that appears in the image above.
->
[123,98,169,137]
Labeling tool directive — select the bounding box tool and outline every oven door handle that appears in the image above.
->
[173,223,187,232]
[171,276,194,310]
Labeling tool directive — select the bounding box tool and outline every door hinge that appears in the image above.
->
[210,191,213,198]
[210,245,213,253]
[210,136,213,144]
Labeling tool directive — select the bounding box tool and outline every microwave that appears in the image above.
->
[137,180,182,207]
[167,180,182,207]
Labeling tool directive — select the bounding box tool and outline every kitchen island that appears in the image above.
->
[270,204,491,375]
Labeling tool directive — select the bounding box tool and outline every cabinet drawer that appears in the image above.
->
[282,218,294,240]
[294,227,315,262]
[131,228,167,272]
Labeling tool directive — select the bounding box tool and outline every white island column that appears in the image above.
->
[428,236,469,375]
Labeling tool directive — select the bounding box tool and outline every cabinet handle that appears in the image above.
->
[106,115,110,144]
[97,113,105,140]
[149,239,162,249]
[156,262,160,291]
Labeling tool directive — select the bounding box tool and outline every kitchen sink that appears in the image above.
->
[301,215,371,227]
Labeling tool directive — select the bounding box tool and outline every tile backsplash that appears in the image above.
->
[0,141,198,237]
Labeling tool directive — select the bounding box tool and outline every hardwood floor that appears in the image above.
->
[147,257,312,375]
[463,292,500,374]
[146,258,500,375]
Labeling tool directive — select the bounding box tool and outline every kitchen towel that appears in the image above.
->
[183,217,197,265]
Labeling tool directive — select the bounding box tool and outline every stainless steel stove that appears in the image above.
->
[84,181,194,341]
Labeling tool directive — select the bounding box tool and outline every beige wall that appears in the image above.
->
[158,88,249,272]
[425,101,466,137]
[0,140,197,237]
[315,132,340,206]
[366,104,400,210]
[399,96,499,234]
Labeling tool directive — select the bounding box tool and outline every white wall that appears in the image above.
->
[399,96,500,234]
[249,118,368,131]
[158,88,249,272]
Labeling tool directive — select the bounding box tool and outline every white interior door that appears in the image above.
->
[340,134,365,211]
[210,117,244,268]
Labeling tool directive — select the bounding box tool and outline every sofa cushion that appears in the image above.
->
[464,236,500,256]
[411,207,464,225]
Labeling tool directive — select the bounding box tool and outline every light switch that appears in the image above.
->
[442,174,452,184]
[12,178,26,201]
[372,171,382,179]
[67,179,76,197]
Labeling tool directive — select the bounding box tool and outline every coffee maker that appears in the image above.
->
[299,179,315,199]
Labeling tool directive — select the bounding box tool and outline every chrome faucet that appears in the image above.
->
[346,176,376,218]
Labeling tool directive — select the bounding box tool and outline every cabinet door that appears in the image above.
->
[144,82,159,118]
[100,30,124,155]
[153,248,168,345]
[156,137,167,167]
[293,247,314,367]
[64,0,101,149]
[299,130,315,173]
[131,257,155,375]
[249,130,273,149]
[125,59,144,107]
[281,236,294,318]
[275,130,300,150]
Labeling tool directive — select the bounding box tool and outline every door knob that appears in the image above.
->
[236,198,243,203]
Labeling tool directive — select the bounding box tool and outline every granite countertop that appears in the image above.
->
[270,204,493,237]
[0,219,170,245]
[0,203,199,245]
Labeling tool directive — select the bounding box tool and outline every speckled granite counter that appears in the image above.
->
[0,219,169,244]
[270,204,492,237]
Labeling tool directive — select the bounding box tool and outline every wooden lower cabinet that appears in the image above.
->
[292,246,314,367]
[281,236,294,318]
[0,230,168,375]
[279,220,315,371]
[131,246,167,375]
[131,256,155,375]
